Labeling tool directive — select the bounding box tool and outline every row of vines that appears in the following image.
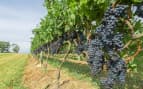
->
[31,0,143,89]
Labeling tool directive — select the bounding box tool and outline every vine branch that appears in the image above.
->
[123,40,132,49]
[125,41,142,63]
[124,19,134,36]
[132,33,143,39]
[55,41,71,89]
[124,19,143,39]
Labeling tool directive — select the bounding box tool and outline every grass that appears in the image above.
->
[0,54,28,89]
[45,57,100,89]
[0,53,14,58]
[45,53,143,89]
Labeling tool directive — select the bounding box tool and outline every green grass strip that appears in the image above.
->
[0,54,28,89]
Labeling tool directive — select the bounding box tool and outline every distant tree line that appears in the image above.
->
[0,41,20,53]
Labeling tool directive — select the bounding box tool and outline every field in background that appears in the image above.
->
[0,53,28,89]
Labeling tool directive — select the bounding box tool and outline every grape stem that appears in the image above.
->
[112,0,120,8]
[127,5,132,19]
[87,31,91,43]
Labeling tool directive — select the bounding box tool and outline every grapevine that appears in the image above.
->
[31,0,143,88]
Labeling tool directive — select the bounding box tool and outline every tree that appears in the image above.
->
[12,44,20,53]
[0,41,10,53]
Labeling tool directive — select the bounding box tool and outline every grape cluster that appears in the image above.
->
[76,44,87,54]
[100,77,114,89]
[100,58,126,89]
[135,4,143,18]
[75,30,87,54]
[33,30,86,55]
[87,5,128,88]
[87,39,104,75]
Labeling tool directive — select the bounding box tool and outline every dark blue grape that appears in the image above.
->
[87,4,128,89]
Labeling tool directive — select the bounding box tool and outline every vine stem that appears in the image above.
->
[112,0,120,8]
[43,47,52,89]
[124,19,143,39]
[124,19,134,36]
[45,47,50,69]
[40,51,43,65]
[47,47,50,58]
[55,41,71,89]
[132,33,143,39]
[127,5,132,19]
[123,40,132,49]
[73,39,78,46]
[125,41,142,63]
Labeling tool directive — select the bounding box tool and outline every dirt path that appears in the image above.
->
[23,57,95,89]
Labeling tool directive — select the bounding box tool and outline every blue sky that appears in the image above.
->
[0,0,46,53]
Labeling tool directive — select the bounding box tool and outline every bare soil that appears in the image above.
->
[23,57,95,89]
